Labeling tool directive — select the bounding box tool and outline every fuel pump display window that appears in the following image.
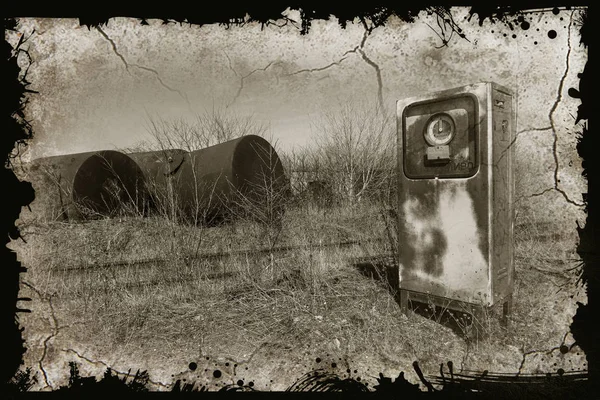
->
[402,95,479,179]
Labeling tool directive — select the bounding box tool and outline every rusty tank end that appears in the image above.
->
[28,150,147,221]
[176,135,289,225]
[127,149,187,213]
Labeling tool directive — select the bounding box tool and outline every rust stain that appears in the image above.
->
[400,181,488,303]
[397,82,515,308]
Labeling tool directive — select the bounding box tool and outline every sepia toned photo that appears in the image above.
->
[4,5,590,394]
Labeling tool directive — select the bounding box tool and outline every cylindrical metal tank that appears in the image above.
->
[176,135,289,225]
[28,150,148,221]
[127,149,187,215]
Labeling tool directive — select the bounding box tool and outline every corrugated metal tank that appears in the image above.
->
[176,135,289,224]
[28,150,147,221]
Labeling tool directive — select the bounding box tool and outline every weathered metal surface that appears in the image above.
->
[176,135,289,224]
[489,85,515,306]
[28,150,147,221]
[127,149,187,211]
[396,82,515,309]
[26,136,289,224]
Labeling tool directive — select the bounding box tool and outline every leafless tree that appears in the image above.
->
[308,100,396,205]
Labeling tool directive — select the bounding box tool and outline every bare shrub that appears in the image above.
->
[307,100,396,206]
[142,106,269,153]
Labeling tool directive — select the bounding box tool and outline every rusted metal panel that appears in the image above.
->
[128,149,186,181]
[396,82,514,310]
[176,135,289,224]
[127,149,187,212]
[490,84,516,305]
[28,150,147,221]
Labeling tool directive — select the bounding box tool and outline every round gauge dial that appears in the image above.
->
[424,113,455,146]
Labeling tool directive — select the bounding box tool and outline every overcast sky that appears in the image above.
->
[8,7,587,163]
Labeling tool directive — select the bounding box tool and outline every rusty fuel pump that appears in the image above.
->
[396,82,516,327]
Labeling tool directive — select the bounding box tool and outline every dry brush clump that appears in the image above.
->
[144,106,270,153]
[308,100,397,208]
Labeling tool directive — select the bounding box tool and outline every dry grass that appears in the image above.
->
[11,198,587,390]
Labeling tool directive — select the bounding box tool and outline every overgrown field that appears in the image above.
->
[9,199,587,391]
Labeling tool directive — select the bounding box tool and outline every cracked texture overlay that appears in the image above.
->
[6,7,589,392]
